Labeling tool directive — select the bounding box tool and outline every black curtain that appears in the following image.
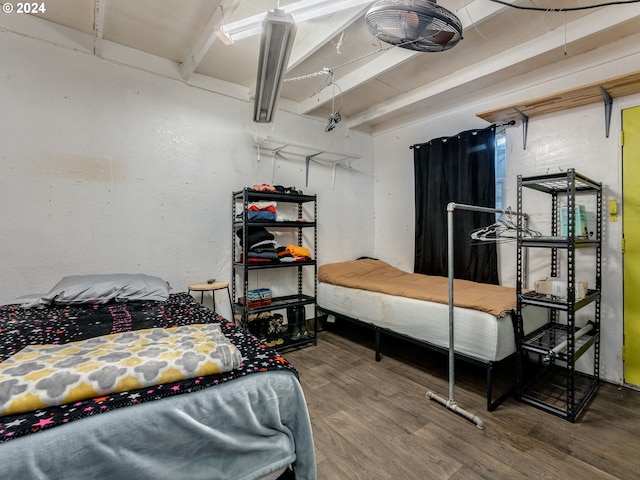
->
[413,125,499,284]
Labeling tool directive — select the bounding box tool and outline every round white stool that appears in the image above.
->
[187,281,232,313]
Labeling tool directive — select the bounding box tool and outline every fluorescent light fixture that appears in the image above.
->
[217,0,375,45]
[254,9,297,123]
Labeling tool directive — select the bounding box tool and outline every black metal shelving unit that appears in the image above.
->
[516,169,601,422]
[232,188,317,351]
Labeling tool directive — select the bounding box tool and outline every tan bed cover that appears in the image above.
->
[318,259,517,317]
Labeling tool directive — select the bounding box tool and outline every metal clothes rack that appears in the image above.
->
[426,202,529,429]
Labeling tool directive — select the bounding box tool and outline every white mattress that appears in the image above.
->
[318,282,542,363]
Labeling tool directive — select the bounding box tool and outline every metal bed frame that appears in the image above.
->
[319,307,518,413]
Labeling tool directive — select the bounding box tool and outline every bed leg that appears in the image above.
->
[487,359,516,411]
[487,363,493,411]
[374,326,381,362]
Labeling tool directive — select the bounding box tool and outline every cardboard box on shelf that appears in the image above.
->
[534,277,588,299]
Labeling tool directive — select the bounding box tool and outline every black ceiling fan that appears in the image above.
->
[365,0,463,52]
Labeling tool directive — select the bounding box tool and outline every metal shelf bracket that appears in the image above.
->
[599,86,613,138]
[514,108,529,150]
[305,152,323,187]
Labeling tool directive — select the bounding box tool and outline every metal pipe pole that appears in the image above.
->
[427,202,528,430]
[448,206,456,401]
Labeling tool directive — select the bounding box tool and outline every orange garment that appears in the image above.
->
[248,205,276,213]
[287,244,311,258]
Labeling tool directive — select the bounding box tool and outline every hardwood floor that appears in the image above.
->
[284,321,640,480]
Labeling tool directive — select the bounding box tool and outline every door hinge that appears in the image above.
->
[622,237,626,254]
[621,130,625,147]
[622,344,626,361]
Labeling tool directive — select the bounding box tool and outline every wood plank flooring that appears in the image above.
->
[283,321,640,480]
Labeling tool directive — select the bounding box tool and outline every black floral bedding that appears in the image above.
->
[0,292,297,442]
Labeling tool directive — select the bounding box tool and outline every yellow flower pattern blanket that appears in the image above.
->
[0,323,242,415]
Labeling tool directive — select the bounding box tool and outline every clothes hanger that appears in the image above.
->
[470,207,541,243]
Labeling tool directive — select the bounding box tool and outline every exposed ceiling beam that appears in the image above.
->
[235,1,375,98]
[93,0,106,56]
[455,0,515,29]
[288,4,372,71]
[298,0,516,113]
[247,4,374,103]
[180,0,242,81]
[345,4,640,129]
[187,71,252,101]
[217,0,376,43]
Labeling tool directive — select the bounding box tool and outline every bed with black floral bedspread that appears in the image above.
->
[0,293,316,480]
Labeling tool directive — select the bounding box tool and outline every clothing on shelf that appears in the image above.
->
[237,226,274,248]
[252,184,277,192]
[250,184,303,195]
[237,227,312,264]
[287,244,311,258]
[247,201,277,221]
[235,202,278,222]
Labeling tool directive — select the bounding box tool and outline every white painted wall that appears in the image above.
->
[0,28,375,319]
[372,34,640,384]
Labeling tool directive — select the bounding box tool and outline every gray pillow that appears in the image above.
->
[36,274,171,306]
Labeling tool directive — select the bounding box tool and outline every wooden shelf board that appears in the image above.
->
[476,70,640,124]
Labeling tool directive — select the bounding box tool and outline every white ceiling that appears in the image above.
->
[12,0,640,132]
